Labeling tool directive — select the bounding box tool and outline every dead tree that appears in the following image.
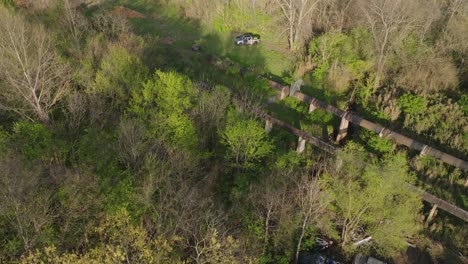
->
[0,8,71,123]
[358,0,417,90]
[273,0,323,50]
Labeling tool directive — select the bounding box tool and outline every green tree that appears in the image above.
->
[308,29,373,94]
[140,70,196,114]
[129,70,198,152]
[397,93,427,115]
[21,209,185,264]
[10,121,52,161]
[322,143,421,257]
[221,109,273,169]
[458,94,468,116]
[93,46,148,108]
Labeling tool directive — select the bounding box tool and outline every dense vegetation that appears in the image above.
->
[0,0,466,263]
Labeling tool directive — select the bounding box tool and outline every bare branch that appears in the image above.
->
[0,8,72,123]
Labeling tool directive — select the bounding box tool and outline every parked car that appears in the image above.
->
[234,33,260,46]
[353,254,386,264]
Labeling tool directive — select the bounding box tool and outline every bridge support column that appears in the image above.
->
[425,204,438,227]
[308,103,317,113]
[265,120,273,134]
[296,137,306,154]
[336,113,350,142]
[279,86,290,100]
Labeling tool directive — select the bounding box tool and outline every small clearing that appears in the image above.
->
[112,6,145,18]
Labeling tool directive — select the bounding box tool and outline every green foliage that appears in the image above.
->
[412,155,464,185]
[299,226,317,251]
[359,130,394,154]
[213,2,272,35]
[309,32,361,65]
[76,127,119,176]
[190,227,258,264]
[0,0,13,8]
[401,95,468,153]
[0,127,9,155]
[349,27,375,60]
[101,176,136,214]
[283,97,307,113]
[93,46,148,107]
[274,150,307,171]
[2,1,467,262]
[308,29,372,94]
[356,73,375,107]
[400,35,429,57]
[11,122,52,160]
[130,70,198,151]
[311,61,329,84]
[222,109,273,169]
[397,93,427,115]
[151,70,196,113]
[21,208,185,264]
[246,74,274,98]
[307,108,334,124]
[322,144,421,257]
[244,213,265,241]
[195,86,231,150]
[458,94,468,115]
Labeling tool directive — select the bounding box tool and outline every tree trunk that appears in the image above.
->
[295,216,309,264]
[373,54,386,92]
[341,220,348,246]
[36,107,50,124]
[263,207,272,254]
[289,22,295,50]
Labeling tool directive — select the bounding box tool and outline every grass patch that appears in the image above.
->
[107,0,292,76]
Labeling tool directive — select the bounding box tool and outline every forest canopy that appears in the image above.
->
[0,0,467,263]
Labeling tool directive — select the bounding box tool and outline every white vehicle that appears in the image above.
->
[234,33,260,46]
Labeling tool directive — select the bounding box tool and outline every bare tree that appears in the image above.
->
[117,119,148,170]
[392,48,458,94]
[0,8,71,123]
[294,174,329,264]
[250,173,291,254]
[56,170,101,246]
[310,0,354,32]
[436,0,468,55]
[0,154,55,251]
[92,12,132,41]
[61,0,89,44]
[194,86,230,149]
[250,169,330,261]
[64,91,89,131]
[358,0,419,90]
[274,0,323,50]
